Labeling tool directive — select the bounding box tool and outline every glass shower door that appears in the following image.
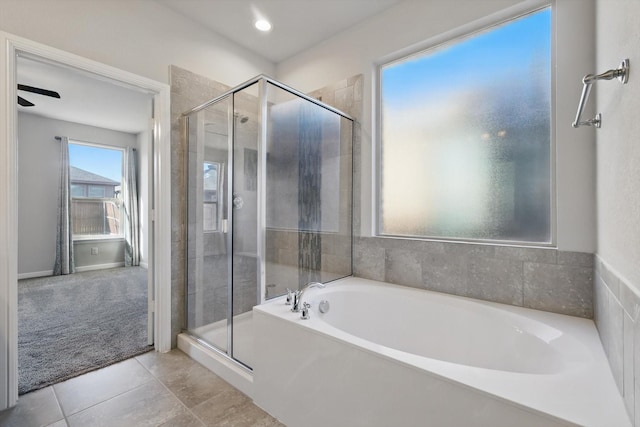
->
[230,84,260,368]
[186,96,232,354]
[184,85,261,369]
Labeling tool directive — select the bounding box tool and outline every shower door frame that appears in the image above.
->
[183,74,354,370]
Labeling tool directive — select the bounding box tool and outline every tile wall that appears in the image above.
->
[354,236,594,318]
[594,256,640,425]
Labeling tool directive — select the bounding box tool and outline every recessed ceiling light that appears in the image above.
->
[254,19,272,32]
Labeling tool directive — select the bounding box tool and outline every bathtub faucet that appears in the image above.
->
[291,281,325,312]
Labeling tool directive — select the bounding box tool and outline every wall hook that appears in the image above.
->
[572,59,629,129]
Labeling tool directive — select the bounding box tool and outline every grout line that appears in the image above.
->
[520,260,525,308]
[136,354,207,427]
[59,359,157,419]
[65,380,153,420]
[151,377,204,427]
[49,386,68,426]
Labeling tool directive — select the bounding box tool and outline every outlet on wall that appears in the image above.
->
[91,247,99,255]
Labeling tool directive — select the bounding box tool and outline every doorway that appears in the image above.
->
[0,32,172,410]
[16,54,155,394]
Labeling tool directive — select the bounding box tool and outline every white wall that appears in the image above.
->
[276,0,597,252]
[0,0,275,87]
[17,113,138,276]
[595,0,640,290]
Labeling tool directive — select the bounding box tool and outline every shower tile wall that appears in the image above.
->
[265,76,359,292]
[594,256,640,426]
[310,75,359,282]
[308,75,362,239]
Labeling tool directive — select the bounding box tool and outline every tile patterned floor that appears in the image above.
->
[0,350,285,427]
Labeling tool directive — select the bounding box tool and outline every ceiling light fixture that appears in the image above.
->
[254,19,272,32]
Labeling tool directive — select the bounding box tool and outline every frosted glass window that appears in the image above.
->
[379,8,551,244]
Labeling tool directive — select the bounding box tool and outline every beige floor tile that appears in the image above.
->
[210,399,285,427]
[158,412,206,427]
[137,349,233,408]
[190,387,253,427]
[2,350,285,427]
[66,380,187,427]
[136,348,195,378]
[54,358,154,416]
[234,401,285,427]
[0,387,64,427]
[162,366,234,409]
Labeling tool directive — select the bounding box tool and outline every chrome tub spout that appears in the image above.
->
[291,282,325,312]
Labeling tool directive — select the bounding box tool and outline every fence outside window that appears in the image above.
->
[71,197,122,237]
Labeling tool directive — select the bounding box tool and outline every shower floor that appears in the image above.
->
[192,311,254,368]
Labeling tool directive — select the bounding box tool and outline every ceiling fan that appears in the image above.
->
[17,84,61,107]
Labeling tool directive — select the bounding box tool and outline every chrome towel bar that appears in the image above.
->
[572,59,629,128]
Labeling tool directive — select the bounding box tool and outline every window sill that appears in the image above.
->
[73,236,125,242]
[373,233,556,249]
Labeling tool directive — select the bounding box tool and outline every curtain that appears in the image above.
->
[53,136,75,275]
[124,147,140,266]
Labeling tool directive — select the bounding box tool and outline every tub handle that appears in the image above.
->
[285,288,293,305]
[301,302,312,320]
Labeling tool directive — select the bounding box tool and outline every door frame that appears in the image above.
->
[0,31,172,409]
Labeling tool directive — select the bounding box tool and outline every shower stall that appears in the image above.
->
[183,76,353,370]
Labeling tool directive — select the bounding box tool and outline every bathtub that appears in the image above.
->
[253,277,630,427]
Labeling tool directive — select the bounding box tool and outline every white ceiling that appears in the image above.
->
[17,56,153,134]
[16,1,401,133]
[156,0,401,63]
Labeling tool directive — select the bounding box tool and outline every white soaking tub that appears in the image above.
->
[253,277,630,427]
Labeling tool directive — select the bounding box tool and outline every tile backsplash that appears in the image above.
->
[354,236,594,318]
[594,256,640,426]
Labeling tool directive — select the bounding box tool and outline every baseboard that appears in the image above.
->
[18,270,53,280]
[75,262,125,272]
[18,262,137,278]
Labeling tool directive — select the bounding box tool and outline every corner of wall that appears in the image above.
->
[594,255,638,425]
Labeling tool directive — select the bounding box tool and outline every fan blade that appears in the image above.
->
[17,96,35,107]
[17,84,61,99]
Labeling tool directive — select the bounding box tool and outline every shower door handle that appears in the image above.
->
[233,195,244,209]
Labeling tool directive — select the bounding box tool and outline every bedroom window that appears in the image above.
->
[378,7,552,244]
[68,142,124,239]
[203,161,221,232]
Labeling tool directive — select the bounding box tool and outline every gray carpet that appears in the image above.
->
[18,267,152,395]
